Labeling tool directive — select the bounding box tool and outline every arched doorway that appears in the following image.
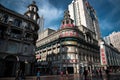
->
[4,55,18,77]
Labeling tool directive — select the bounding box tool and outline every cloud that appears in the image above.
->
[0,0,64,30]
[38,0,64,29]
[109,0,120,7]
[48,24,60,30]
[90,0,120,37]
[100,20,112,30]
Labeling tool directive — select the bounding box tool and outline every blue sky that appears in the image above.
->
[0,0,120,37]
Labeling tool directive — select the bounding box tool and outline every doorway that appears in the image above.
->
[4,55,17,77]
[67,67,74,74]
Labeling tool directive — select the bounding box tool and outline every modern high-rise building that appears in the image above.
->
[104,31,120,52]
[0,1,39,77]
[38,15,44,33]
[68,0,101,40]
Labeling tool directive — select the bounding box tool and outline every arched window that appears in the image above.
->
[66,20,69,24]
[14,18,22,27]
[32,8,34,12]
[3,14,8,23]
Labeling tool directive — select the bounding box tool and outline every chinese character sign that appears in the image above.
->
[100,48,107,65]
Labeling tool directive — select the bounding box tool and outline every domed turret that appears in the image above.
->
[61,10,75,29]
[60,10,79,38]
[24,1,39,22]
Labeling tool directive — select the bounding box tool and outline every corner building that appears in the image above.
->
[36,10,100,74]
[0,1,39,77]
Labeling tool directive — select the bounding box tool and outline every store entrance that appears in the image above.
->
[4,55,17,77]
[67,67,74,74]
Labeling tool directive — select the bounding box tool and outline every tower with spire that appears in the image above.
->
[24,1,44,33]
[61,10,76,29]
[60,10,79,38]
[24,1,39,22]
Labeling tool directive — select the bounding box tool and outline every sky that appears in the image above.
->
[0,0,120,37]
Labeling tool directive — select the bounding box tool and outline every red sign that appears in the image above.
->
[60,31,78,38]
[36,54,41,59]
[100,48,107,65]
[101,53,105,56]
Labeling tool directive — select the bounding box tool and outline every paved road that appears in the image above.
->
[1,74,120,80]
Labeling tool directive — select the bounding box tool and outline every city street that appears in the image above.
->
[1,73,120,80]
[26,74,120,80]
[0,0,120,80]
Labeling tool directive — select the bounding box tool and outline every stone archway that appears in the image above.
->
[4,55,18,77]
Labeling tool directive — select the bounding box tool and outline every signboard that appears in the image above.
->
[100,48,107,65]
[36,54,41,59]
[63,59,78,63]
[63,41,77,45]
[60,30,78,37]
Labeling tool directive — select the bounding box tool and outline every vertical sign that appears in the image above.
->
[100,48,107,65]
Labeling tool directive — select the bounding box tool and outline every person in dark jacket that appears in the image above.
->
[105,69,110,79]
[83,69,88,80]
[15,69,20,80]
[36,70,40,80]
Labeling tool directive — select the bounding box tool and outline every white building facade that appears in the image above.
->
[38,16,44,33]
[68,0,101,40]
[100,40,120,72]
[104,31,120,52]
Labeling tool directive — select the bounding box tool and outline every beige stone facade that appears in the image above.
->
[36,10,100,74]
[68,0,101,40]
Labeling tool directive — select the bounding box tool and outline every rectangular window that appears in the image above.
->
[67,54,71,59]
[7,42,18,53]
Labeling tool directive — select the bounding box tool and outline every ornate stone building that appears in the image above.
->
[36,10,100,74]
[0,1,39,77]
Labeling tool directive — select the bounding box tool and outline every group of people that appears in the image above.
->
[80,68,110,80]
[15,67,110,80]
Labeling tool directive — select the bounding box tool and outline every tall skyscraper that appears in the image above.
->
[68,0,101,40]
[39,15,44,33]
[104,31,120,51]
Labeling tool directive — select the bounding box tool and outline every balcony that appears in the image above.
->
[24,37,34,42]
[10,33,21,39]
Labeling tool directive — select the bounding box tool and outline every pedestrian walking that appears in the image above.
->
[15,69,20,80]
[65,70,68,77]
[15,68,24,80]
[99,69,103,79]
[95,69,99,77]
[60,71,63,77]
[36,70,40,80]
[83,69,88,80]
[105,69,110,80]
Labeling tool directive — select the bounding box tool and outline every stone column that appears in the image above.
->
[76,63,79,73]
